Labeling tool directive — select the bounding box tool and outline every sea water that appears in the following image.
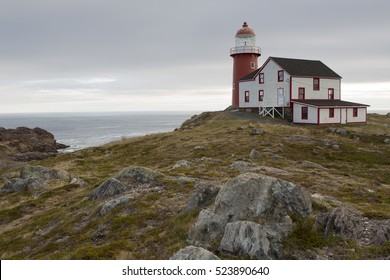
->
[0,111,196,152]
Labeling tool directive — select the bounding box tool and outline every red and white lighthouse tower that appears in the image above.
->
[230,22,261,107]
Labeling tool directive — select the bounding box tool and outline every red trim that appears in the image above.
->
[290,77,293,108]
[258,90,264,101]
[317,108,320,125]
[278,70,284,82]
[244,91,249,102]
[313,78,320,91]
[259,73,264,84]
[298,87,305,100]
[301,107,308,120]
[328,88,334,100]
[353,107,358,117]
[329,108,335,118]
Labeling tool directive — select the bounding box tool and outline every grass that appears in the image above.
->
[0,112,389,259]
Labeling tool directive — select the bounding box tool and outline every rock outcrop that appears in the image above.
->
[316,207,390,246]
[91,178,126,200]
[0,127,68,161]
[187,173,312,259]
[170,246,220,260]
[0,165,70,193]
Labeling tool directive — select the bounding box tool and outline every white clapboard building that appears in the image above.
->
[238,56,369,124]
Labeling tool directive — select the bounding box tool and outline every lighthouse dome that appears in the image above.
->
[235,22,255,37]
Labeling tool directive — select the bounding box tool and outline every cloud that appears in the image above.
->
[0,0,389,112]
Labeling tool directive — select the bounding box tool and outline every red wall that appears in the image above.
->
[231,53,259,107]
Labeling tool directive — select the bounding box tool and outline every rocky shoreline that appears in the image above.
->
[0,127,68,162]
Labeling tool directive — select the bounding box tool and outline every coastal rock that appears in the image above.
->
[249,149,261,159]
[0,127,66,161]
[91,178,126,200]
[170,246,220,260]
[1,177,47,193]
[250,128,265,135]
[100,194,134,215]
[114,166,162,185]
[219,220,292,259]
[229,161,257,171]
[187,210,229,249]
[187,173,312,255]
[315,207,390,245]
[20,165,70,181]
[172,160,191,169]
[181,181,221,213]
[214,173,312,222]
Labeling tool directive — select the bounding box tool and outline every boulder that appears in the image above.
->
[100,194,134,215]
[181,182,220,213]
[187,173,312,256]
[315,207,390,246]
[219,220,292,259]
[250,128,265,135]
[170,246,220,260]
[214,173,312,222]
[1,177,47,193]
[172,160,191,169]
[187,210,229,249]
[249,149,261,159]
[229,161,257,171]
[20,165,70,181]
[114,166,162,185]
[91,178,126,200]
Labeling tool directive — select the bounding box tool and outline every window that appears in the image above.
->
[259,73,264,84]
[301,107,308,120]
[298,87,305,99]
[313,78,320,91]
[353,108,358,117]
[329,108,334,118]
[244,91,249,102]
[259,90,264,101]
[328,88,334,100]
[251,62,255,69]
[278,70,284,82]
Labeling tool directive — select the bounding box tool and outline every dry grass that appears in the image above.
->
[0,112,389,259]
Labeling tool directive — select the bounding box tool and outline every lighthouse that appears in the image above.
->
[230,22,261,107]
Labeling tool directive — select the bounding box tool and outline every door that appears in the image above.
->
[341,108,347,124]
[277,88,284,106]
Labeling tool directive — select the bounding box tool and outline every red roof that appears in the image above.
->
[236,22,255,36]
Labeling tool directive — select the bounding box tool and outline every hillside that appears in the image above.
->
[0,111,390,259]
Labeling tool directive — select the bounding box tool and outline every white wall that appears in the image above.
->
[293,103,318,124]
[319,108,341,124]
[239,59,290,108]
[291,77,340,100]
[347,107,367,123]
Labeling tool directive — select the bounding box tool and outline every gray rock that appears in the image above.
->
[286,135,314,143]
[250,128,265,135]
[181,182,221,213]
[114,166,162,184]
[316,207,390,246]
[214,173,312,222]
[100,194,134,215]
[172,160,191,169]
[70,177,88,187]
[1,177,47,193]
[229,161,257,171]
[384,138,390,144]
[219,220,292,259]
[20,165,70,181]
[187,210,229,249]
[249,149,261,159]
[91,178,126,200]
[170,246,220,260]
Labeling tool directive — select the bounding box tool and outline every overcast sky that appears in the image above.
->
[0,0,389,113]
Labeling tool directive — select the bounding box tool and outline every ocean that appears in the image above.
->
[0,112,196,152]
